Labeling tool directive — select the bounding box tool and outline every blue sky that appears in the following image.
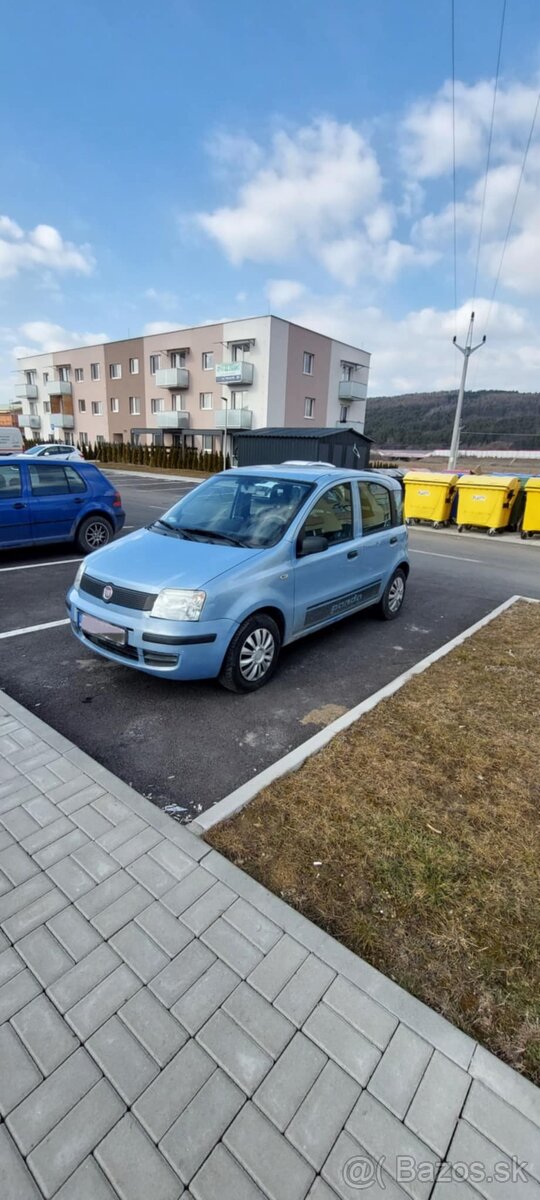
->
[1,0,540,399]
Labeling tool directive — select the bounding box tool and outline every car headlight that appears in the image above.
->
[151,589,206,622]
[74,562,85,589]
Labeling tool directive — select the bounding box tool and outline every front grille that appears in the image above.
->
[143,651,179,667]
[80,574,157,611]
[82,632,139,661]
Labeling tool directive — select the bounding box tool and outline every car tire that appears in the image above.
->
[378,567,407,621]
[220,613,282,693]
[76,515,113,553]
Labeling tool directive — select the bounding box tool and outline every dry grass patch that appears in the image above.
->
[208,601,540,1082]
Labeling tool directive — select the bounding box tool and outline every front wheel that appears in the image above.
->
[378,568,407,621]
[76,515,113,553]
[220,613,281,693]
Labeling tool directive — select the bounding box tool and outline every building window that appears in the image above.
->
[341,364,353,381]
[199,392,213,410]
[303,351,314,375]
[25,370,37,385]
[129,397,140,415]
[109,363,121,380]
[78,399,86,413]
[202,351,213,370]
[43,371,49,384]
[171,394,183,412]
[151,398,164,414]
[304,397,315,419]
[129,357,139,375]
[231,343,250,361]
[113,433,123,445]
[339,405,349,423]
[110,398,119,413]
[59,366,71,382]
[170,351,186,368]
[91,401,103,416]
[150,354,161,374]
[96,435,105,446]
[43,401,51,413]
[230,391,244,410]
[90,363,101,381]
[29,401,38,416]
[202,435,213,452]
[79,432,89,446]
[75,367,84,382]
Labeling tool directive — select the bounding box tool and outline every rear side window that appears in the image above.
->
[29,465,70,496]
[0,464,22,498]
[358,481,394,534]
[65,466,87,494]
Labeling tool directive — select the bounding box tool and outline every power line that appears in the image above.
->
[471,0,507,305]
[451,0,458,332]
[486,88,540,330]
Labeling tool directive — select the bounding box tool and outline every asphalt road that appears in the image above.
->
[1,469,539,820]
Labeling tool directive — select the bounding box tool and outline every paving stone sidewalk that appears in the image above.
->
[0,688,539,1200]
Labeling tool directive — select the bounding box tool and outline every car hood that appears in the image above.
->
[81,527,262,591]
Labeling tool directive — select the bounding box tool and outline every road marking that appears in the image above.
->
[0,619,70,640]
[409,548,482,563]
[0,559,82,573]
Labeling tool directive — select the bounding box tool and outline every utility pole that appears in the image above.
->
[448,312,486,470]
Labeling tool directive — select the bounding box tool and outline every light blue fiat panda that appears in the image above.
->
[67,465,409,692]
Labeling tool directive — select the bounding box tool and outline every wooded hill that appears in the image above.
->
[365,389,540,449]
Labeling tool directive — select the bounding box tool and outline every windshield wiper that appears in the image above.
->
[178,526,248,547]
[152,518,187,539]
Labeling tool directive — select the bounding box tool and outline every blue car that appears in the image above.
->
[67,465,409,691]
[0,456,125,553]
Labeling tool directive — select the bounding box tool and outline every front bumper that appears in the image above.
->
[66,587,236,681]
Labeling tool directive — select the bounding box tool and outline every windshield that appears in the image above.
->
[155,474,314,549]
[23,445,43,455]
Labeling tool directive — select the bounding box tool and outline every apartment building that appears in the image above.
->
[13,316,370,454]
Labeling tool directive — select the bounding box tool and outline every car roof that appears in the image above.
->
[0,455,94,467]
[230,464,385,484]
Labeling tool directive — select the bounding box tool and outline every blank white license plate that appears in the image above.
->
[79,613,126,646]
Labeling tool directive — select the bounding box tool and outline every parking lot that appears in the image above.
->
[2,469,540,820]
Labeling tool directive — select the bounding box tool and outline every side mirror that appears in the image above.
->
[297,534,329,557]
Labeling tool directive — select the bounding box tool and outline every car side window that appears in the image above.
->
[29,465,70,497]
[65,466,86,494]
[0,464,22,498]
[358,481,394,534]
[298,483,353,549]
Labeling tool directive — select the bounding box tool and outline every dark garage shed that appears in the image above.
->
[233,425,371,470]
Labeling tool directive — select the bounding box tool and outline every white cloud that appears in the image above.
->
[206,132,264,179]
[0,217,94,280]
[13,321,108,358]
[266,279,306,308]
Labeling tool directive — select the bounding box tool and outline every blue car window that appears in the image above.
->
[358,482,394,534]
[160,474,314,548]
[65,465,87,494]
[300,483,353,546]
[0,464,22,498]
[29,464,70,496]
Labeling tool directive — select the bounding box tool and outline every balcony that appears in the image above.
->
[215,361,254,386]
[338,379,366,402]
[50,413,74,430]
[154,411,190,430]
[155,367,189,389]
[46,380,72,397]
[215,409,253,430]
[15,384,38,400]
[18,414,41,430]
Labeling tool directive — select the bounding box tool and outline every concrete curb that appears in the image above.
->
[409,524,540,548]
[189,594,536,835]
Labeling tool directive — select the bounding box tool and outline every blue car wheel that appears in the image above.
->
[220,612,281,693]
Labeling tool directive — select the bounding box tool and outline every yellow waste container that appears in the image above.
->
[521,477,540,538]
[456,475,519,536]
[403,472,458,528]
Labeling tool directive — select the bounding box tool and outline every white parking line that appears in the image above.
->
[0,559,83,573]
[0,619,70,640]
[410,548,482,563]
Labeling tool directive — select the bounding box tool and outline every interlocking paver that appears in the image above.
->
[23,796,59,828]
[21,816,75,857]
[463,1080,540,1184]
[322,1130,408,1200]
[0,1023,43,1116]
[405,1050,470,1156]
[254,1030,326,1131]
[1,806,41,841]
[172,958,240,1034]
[98,815,147,853]
[3,887,68,941]
[112,826,162,866]
[46,856,95,900]
[161,1066,245,1182]
[11,992,79,1074]
[27,1078,125,1198]
[468,1043,540,1127]
[86,1014,159,1102]
[160,865,214,916]
[92,793,131,825]
[46,904,102,961]
[45,776,99,805]
[197,1008,273,1095]
[53,1156,118,1200]
[96,1113,184,1200]
[119,987,188,1066]
[324,975,398,1050]
[92,883,153,937]
[368,1024,433,1118]
[65,962,141,1039]
[202,915,264,976]
[0,873,52,923]
[224,1101,315,1200]
[287,1059,361,1170]
[224,980,294,1057]
[47,942,120,1012]
[6,1047,102,1155]
[135,898,193,956]
[150,940,215,1008]
[71,841,118,882]
[0,967,42,1021]
[0,1125,42,1200]
[148,839,194,881]
[247,933,309,1000]
[0,843,39,884]
[71,804,114,839]
[0,943,25,985]
[34,828,88,869]
[76,870,134,919]
[133,1039,215,1141]
[126,852,178,896]
[307,1178,343,1200]
[346,1092,439,1200]
[181,880,236,933]
[447,1119,540,1200]
[303,1002,381,1085]
[16,924,75,985]
[110,920,170,982]
[275,954,335,1025]
[224,898,282,952]
[190,1143,266,1200]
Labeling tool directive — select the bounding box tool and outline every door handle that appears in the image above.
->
[390,536,398,544]
[13,502,27,510]
[73,498,84,504]
[347,549,358,559]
